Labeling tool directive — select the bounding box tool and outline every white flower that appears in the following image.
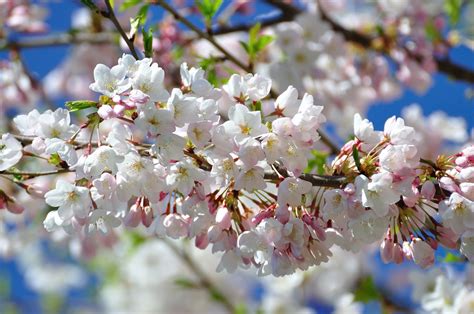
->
[273,85,299,117]
[152,133,186,162]
[180,62,220,99]
[234,166,266,191]
[167,88,199,127]
[237,137,265,168]
[135,104,175,136]
[44,138,78,166]
[403,238,434,268]
[222,103,268,140]
[89,63,130,97]
[421,275,464,313]
[353,113,381,147]
[292,94,326,132]
[355,173,399,217]
[118,54,152,78]
[84,146,123,177]
[223,73,271,101]
[460,231,474,261]
[349,211,390,244]
[379,144,419,173]
[132,62,169,102]
[439,192,474,235]
[87,209,121,234]
[187,121,212,149]
[163,214,189,239]
[166,159,206,196]
[278,177,312,207]
[38,108,76,139]
[322,189,349,220]
[13,109,40,136]
[383,116,417,145]
[0,133,22,171]
[44,180,91,220]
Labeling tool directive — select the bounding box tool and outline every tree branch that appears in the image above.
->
[0,32,116,51]
[152,0,251,73]
[102,0,139,59]
[316,2,474,84]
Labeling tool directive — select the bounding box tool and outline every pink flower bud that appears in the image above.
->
[163,214,189,239]
[207,225,223,243]
[215,207,231,230]
[410,238,434,268]
[195,233,209,249]
[141,205,154,228]
[380,237,394,263]
[421,180,436,200]
[124,204,141,227]
[98,105,116,120]
[393,244,404,264]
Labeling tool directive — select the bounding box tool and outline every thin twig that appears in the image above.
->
[102,0,140,59]
[0,169,72,178]
[152,0,252,73]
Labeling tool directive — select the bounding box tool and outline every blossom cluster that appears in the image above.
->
[0,0,48,34]
[1,54,472,277]
[267,0,455,136]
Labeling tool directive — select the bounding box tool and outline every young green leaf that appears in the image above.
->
[120,0,142,11]
[65,100,98,112]
[444,0,463,25]
[241,23,274,63]
[442,252,465,263]
[142,28,154,57]
[195,0,223,26]
[129,4,149,38]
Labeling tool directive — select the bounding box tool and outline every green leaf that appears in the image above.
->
[196,0,223,25]
[444,0,463,25]
[198,57,219,86]
[65,100,97,112]
[142,28,154,57]
[255,35,274,52]
[305,150,328,175]
[120,0,142,11]
[442,252,465,263]
[174,278,198,289]
[353,276,381,303]
[241,23,273,62]
[129,5,149,38]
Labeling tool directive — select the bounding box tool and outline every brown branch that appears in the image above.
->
[0,32,117,51]
[101,0,139,59]
[317,2,474,84]
[152,0,252,73]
